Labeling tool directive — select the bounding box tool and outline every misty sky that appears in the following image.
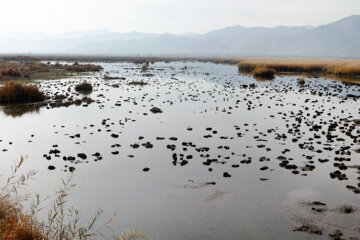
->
[1,0,359,34]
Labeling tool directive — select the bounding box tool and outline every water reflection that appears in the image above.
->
[76,89,93,95]
[1,104,40,118]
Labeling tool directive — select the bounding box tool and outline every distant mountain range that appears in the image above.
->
[1,15,359,58]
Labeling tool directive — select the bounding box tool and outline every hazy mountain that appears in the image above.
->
[0,15,359,58]
[54,29,111,39]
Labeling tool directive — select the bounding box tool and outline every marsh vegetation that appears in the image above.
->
[0,81,45,104]
[238,58,360,77]
[0,60,103,81]
[75,82,93,93]
[252,67,276,79]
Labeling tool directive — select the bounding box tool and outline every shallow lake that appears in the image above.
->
[0,61,359,239]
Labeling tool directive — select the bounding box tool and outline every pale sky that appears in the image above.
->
[1,0,359,34]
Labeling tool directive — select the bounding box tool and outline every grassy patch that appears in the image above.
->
[75,82,93,93]
[2,68,22,77]
[297,78,305,85]
[28,70,82,81]
[141,63,149,72]
[238,58,360,77]
[0,61,102,81]
[64,62,103,72]
[252,67,276,79]
[0,81,45,104]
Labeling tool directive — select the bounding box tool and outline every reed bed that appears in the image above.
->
[0,81,46,104]
[252,67,276,78]
[2,55,359,78]
[64,62,103,72]
[0,61,103,80]
[0,62,52,79]
[237,58,360,77]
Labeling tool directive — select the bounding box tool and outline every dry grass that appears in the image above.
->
[0,81,46,104]
[141,64,148,72]
[0,201,43,240]
[141,60,150,72]
[0,157,150,240]
[64,62,103,72]
[1,55,359,73]
[2,68,22,77]
[326,65,360,76]
[252,67,276,79]
[0,61,103,81]
[2,55,359,77]
[0,158,100,240]
[0,62,50,80]
[238,58,360,77]
[75,82,93,92]
[297,78,305,85]
[0,157,40,240]
[0,55,41,62]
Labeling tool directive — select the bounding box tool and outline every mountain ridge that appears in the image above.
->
[0,15,359,58]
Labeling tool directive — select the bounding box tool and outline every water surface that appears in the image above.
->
[0,61,359,239]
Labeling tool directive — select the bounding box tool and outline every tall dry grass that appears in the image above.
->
[0,81,46,104]
[0,62,49,79]
[0,157,40,240]
[0,61,103,80]
[252,67,276,79]
[64,62,103,72]
[2,69,22,77]
[141,60,150,72]
[237,58,360,77]
[0,157,150,240]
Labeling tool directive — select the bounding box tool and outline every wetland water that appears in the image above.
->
[0,61,359,239]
